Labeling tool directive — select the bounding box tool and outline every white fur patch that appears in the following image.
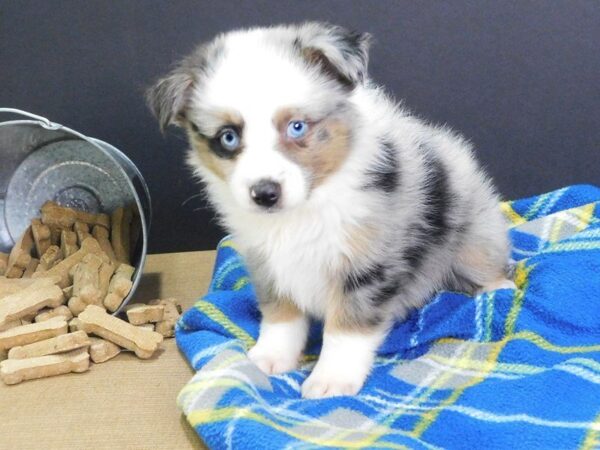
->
[301,329,387,398]
[248,316,309,375]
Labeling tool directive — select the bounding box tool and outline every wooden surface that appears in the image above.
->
[0,250,216,450]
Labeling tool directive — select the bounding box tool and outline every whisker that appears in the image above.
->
[181,192,204,206]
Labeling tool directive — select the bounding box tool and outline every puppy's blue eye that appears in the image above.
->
[220,128,240,150]
[287,120,308,139]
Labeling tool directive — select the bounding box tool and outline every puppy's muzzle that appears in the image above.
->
[250,180,281,208]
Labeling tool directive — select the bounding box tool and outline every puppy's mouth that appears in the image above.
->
[255,205,281,214]
[247,200,283,215]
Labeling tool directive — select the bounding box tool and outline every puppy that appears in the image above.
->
[147,23,512,398]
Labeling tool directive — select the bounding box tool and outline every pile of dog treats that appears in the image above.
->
[0,201,181,385]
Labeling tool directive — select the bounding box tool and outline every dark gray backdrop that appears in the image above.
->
[1,1,599,253]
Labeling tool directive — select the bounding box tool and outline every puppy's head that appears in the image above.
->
[147,23,371,213]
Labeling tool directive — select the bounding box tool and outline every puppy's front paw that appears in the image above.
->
[248,344,300,375]
[301,330,384,399]
[247,317,308,375]
[301,369,366,399]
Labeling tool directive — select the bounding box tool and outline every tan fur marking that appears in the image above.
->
[272,108,296,131]
[323,283,374,334]
[343,222,379,262]
[187,126,235,181]
[186,119,241,181]
[216,110,244,129]
[275,113,352,187]
[456,244,506,285]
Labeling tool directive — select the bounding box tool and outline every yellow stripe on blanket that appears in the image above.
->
[194,300,256,349]
[581,411,600,450]
[187,407,418,449]
[409,261,532,437]
[500,201,527,226]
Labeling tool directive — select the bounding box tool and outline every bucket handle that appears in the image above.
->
[0,108,62,130]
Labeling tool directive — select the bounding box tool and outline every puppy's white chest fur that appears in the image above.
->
[235,201,355,317]
[264,233,331,317]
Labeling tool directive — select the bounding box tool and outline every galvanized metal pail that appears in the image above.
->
[0,108,151,313]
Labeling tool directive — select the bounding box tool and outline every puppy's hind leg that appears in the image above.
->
[476,277,516,295]
[452,241,515,296]
[248,297,309,375]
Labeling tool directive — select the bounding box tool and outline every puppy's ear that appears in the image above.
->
[297,22,372,89]
[146,66,194,132]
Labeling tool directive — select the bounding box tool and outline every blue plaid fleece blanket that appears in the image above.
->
[176,185,600,450]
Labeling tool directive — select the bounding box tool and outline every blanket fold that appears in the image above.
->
[177,185,600,449]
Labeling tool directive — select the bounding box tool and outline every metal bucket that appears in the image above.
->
[0,108,151,313]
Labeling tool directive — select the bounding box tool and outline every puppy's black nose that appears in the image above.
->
[250,180,281,208]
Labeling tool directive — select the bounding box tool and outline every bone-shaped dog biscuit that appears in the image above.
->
[31,219,52,258]
[22,258,39,278]
[0,276,60,299]
[5,227,34,278]
[0,347,89,385]
[71,254,103,303]
[60,230,79,258]
[73,222,91,245]
[89,336,121,363]
[111,207,132,264]
[67,298,87,317]
[41,201,110,230]
[98,261,116,300]
[8,330,90,359]
[32,237,104,288]
[0,282,64,327]
[103,263,135,312]
[78,305,162,359]
[150,298,182,338]
[92,225,117,263]
[125,304,164,325]
[0,317,68,350]
[68,253,109,316]
[34,305,73,323]
[36,245,63,272]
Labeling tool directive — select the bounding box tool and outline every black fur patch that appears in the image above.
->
[344,263,385,293]
[299,24,370,89]
[399,148,452,274]
[370,278,401,305]
[363,312,385,328]
[421,152,452,243]
[335,29,369,82]
[364,140,399,193]
[401,235,428,274]
[303,48,354,89]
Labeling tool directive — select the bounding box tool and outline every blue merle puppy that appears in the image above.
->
[147,22,513,398]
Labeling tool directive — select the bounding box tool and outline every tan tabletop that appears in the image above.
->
[0,250,216,450]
